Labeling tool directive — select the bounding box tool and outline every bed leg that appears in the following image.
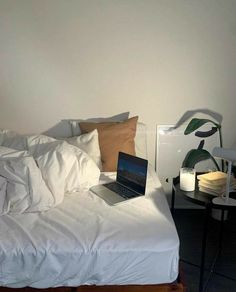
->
[178,263,187,291]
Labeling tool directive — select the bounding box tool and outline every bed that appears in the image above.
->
[0,115,183,291]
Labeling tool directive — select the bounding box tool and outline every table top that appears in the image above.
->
[174,182,236,210]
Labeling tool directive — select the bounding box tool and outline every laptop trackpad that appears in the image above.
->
[90,185,126,205]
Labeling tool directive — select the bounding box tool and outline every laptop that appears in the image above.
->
[90,152,148,205]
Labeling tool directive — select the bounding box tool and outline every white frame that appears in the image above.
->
[155,124,220,196]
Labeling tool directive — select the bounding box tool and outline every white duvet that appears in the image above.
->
[0,132,100,215]
[0,169,179,288]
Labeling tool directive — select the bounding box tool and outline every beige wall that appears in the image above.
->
[1,0,236,164]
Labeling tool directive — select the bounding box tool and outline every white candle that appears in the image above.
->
[180,168,196,191]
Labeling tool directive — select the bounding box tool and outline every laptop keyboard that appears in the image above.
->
[104,182,138,199]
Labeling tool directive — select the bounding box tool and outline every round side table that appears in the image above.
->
[171,179,236,292]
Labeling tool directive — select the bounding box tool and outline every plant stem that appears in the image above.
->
[219,126,224,171]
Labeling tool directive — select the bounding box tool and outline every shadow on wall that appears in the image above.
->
[172,108,223,129]
[42,112,130,138]
[42,120,72,138]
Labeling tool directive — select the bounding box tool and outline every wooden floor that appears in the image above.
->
[76,284,185,291]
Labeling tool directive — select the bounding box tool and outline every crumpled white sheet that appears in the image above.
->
[0,168,179,288]
[0,156,54,214]
[0,133,100,215]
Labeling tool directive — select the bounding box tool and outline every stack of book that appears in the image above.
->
[197,171,236,196]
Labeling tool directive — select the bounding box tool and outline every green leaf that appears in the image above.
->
[182,149,220,170]
[197,140,205,150]
[195,127,218,138]
[184,118,220,135]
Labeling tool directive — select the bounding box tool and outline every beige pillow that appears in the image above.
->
[79,116,138,171]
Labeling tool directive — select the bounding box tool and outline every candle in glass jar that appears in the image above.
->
[180,168,196,191]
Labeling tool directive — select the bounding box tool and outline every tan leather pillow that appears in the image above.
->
[79,116,138,171]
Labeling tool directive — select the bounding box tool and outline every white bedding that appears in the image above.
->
[0,135,100,214]
[0,167,179,288]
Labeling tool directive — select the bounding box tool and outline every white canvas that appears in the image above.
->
[156,124,220,195]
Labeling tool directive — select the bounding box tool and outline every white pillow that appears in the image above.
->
[135,122,148,159]
[70,121,148,160]
[27,135,100,195]
[65,129,102,169]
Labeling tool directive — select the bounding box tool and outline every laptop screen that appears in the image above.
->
[117,152,148,195]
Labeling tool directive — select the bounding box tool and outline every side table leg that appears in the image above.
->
[171,187,175,215]
[199,205,210,292]
[218,209,225,254]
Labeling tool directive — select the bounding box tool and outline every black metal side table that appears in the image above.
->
[171,178,236,292]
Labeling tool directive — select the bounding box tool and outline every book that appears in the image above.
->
[197,171,227,185]
[199,186,223,196]
[197,171,236,196]
[199,182,236,196]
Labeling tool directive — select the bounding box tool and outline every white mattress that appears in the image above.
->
[0,167,179,288]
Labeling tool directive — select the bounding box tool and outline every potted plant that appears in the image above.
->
[182,118,223,171]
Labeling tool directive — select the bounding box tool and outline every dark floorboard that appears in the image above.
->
[173,209,236,292]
